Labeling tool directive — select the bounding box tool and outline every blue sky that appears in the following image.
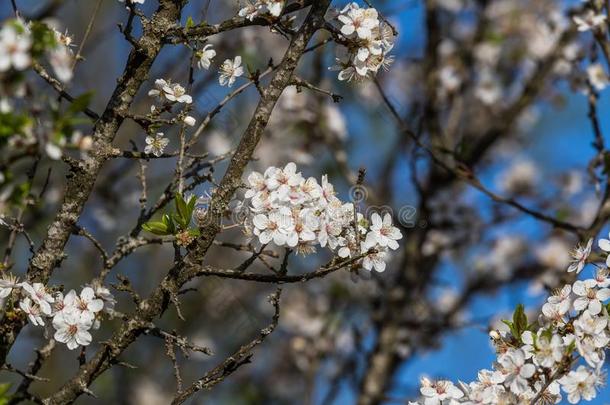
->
[2,1,610,404]
[325,2,610,404]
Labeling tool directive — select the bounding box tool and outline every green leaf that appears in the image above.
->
[67,92,94,115]
[185,16,195,29]
[0,382,11,405]
[9,182,31,207]
[175,194,188,222]
[142,221,169,235]
[526,321,539,332]
[162,214,175,234]
[28,21,58,56]
[0,111,31,140]
[501,320,517,339]
[512,304,528,337]
[172,213,188,230]
[484,30,504,45]
[188,228,201,237]
[174,193,196,230]
[186,194,197,216]
[541,327,553,342]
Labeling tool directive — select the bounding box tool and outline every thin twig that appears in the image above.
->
[71,0,103,71]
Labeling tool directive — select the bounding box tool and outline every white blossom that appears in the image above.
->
[365,213,402,250]
[587,63,608,92]
[48,28,75,83]
[0,21,31,72]
[474,69,502,105]
[21,282,55,316]
[238,2,260,20]
[413,240,610,404]
[572,279,610,316]
[63,287,104,321]
[245,170,269,199]
[89,281,116,314]
[252,210,294,246]
[338,3,379,40]
[0,273,19,299]
[496,348,536,394]
[218,56,244,87]
[568,238,592,273]
[264,0,284,17]
[145,133,169,157]
[148,79,192,104]
[45,141,63,160]
[559,366,601,403]
[542,284,572,317]
[471,369,506,403]
[593,268,610,288]
[521,330,563,368]
[197,44,216,70]
[573,10,606,32]
[19,297,45,326]
[52,311,93,350]
[360,242,388,272]
[49,45,74,82]
[573,311,609,365]
[183,115,196,127]
[238,0,284,20]
[420,377,464,405]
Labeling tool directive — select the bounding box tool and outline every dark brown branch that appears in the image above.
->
[0,0,187,366]
[42,2,331,403]
[170,289,283,404]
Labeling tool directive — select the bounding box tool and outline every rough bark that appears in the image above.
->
[0,0,187,367]
[42,1,330,403]
[356,22,578,405]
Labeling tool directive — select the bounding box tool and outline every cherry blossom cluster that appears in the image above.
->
[148,78,193,105]
[0,19,74,84]
[118,0,145,5]
[0,20,31,74]
[573,9,607,32]
[145,78,196,156]
[238,0,284,21]
[242,162,402,272]
[0,275,115,350]
[0,18,77,161]
[570,8,610,93]
[329,3,395,82]
[587,63,608,92]
[194,42,243,88]
[408,237,610,404]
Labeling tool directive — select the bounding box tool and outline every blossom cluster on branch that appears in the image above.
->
[409,238,610,404]
[238,0,285,20]
[0,18,74,85]
[330,3,395,82]
[0,18,82,163]
[0,277,115,350]
[6,0,609,402]
[242,162,402,272]
[143,78,196,156]
[210,1,395,84]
